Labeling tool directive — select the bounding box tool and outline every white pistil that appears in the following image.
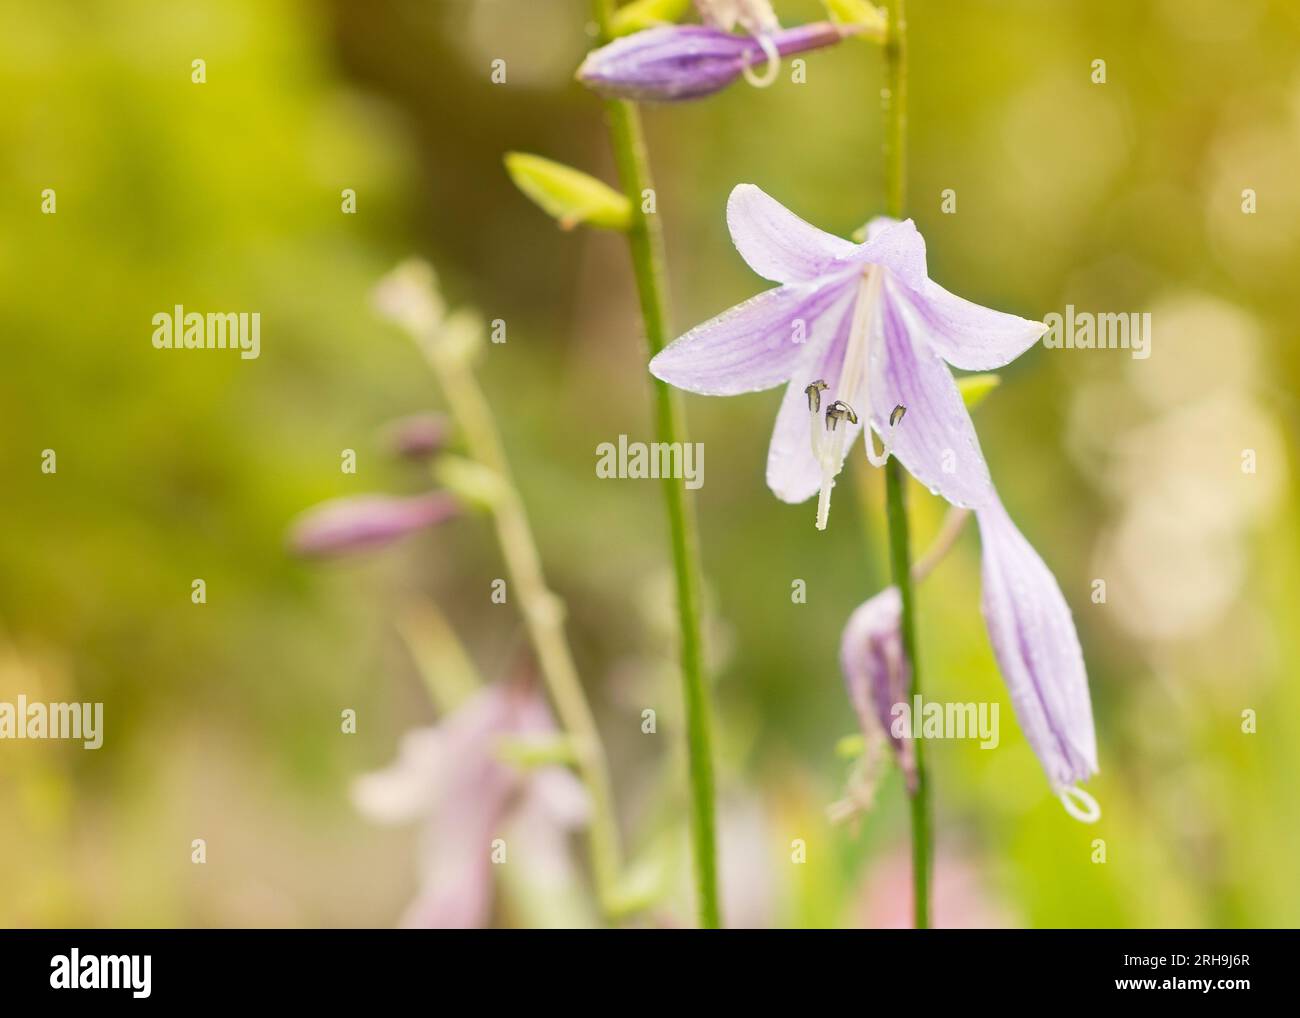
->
[811,269,889,531]
[841,269,890,468]
[815,401,857,531]
[815,418,846,531]
[741,33,781,88]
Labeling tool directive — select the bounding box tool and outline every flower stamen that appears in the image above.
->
[805,379,829,460]
[815,400,858,530]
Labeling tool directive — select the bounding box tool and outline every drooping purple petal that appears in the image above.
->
[867,276,996,509]
[765,292,860,502]
[727,184,861,283]
[976,497,1098,791]
[650,276,855,396]
[288,492,459,557]
[577,23,858,103]
[893,277,1046,371]
[840,586,917,789]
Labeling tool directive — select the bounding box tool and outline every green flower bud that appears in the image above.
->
[504,152,632,232]
[957,372,1001,410]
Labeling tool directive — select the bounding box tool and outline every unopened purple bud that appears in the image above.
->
[840,587,917,791]
[577,22,858,103]
[288,492,458,557]
[384,414,450,461]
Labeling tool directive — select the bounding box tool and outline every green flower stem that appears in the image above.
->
[881,0,931,931]
[420,340,626,921]
[589,0,722,930]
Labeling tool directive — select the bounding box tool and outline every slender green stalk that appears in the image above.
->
[588,0,721,929]
[881,0,931,930]
[420,338,626,921]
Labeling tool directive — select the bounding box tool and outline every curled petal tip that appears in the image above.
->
[1057,784,1102,824]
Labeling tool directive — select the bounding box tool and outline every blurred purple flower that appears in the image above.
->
[840,587,916,791]
[352,683,587,929]
[384,413,450,460]
[859,844,1016,929]
[287,492,458,557]
[653,185,1098,816]
[577,22,858,102]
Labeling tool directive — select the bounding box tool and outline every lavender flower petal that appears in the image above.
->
[288,492,458,557]
[727,183,861,283]
[650,276,855,395]
[765,294,859,501]
[976,497,1098,790]
[856,217,930,290]
[895,278,1046,371]
[868,277,996,509]
[577,23,857,103]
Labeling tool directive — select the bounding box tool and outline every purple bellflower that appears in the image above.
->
[652,184,1099,819]
[840,587,916,792]
[352,682,588,928]
[578,21,860,102]
[287,492,458,557]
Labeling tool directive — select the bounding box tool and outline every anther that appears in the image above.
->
[804,379,828,414]
[825,400,858,430]
[889,404,907,427]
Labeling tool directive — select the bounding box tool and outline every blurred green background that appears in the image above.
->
[1,0,1297,927]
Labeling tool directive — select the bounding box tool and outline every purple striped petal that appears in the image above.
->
[577,23,857,103]
[840,587,917,790]
[650,276,854,396]
[976,497,1098,792]
[765,292,860,502]
[895,277,1046,371]
[857,217,929,290]
[727,184,861,283]
[867,277,995,509]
